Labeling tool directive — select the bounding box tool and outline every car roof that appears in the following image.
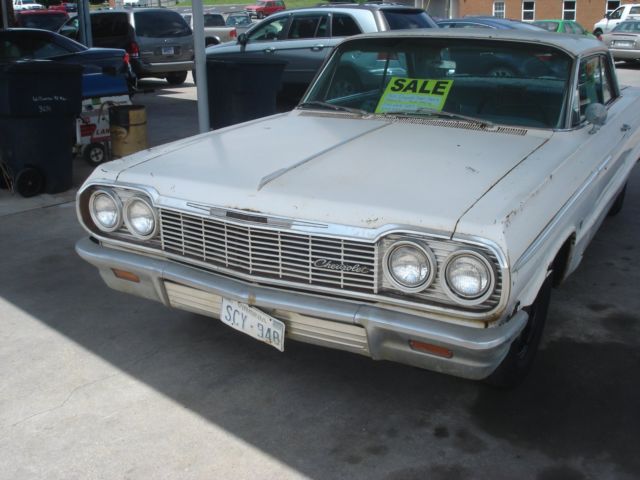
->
[15,9,67,15]
[439,16,546,30]
[300,3,425,12]
[345,28,606,57]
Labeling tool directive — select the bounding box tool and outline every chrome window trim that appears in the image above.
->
[78,181,510,320]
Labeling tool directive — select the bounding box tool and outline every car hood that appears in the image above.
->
[111,111,552,233]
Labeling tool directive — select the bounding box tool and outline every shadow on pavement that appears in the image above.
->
[1,82,639,479]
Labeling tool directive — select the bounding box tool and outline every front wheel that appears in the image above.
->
[608,183,627,217]
[166,71,188,86]
[485,275,552,388]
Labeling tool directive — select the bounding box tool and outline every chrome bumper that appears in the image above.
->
[76,237,527,380]
[137,60,194,75]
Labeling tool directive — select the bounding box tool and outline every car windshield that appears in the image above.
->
[533,21,559,32]
[612,21,640,32]
[302,37,573,129]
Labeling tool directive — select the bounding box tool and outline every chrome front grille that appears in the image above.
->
[159,209,377,293]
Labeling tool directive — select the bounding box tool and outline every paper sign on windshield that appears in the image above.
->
[375,77,453,114]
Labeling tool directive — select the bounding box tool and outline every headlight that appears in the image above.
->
[89,189,122,232]
[443,251,495,304]
[383,241,435,292]
[124,197,157,239]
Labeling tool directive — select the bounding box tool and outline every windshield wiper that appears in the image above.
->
[297,101,369,116]
[382,108,494,128]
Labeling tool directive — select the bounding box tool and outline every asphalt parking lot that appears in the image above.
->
[1,68,639,480]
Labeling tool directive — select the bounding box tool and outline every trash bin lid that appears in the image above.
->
[2,59,83,75]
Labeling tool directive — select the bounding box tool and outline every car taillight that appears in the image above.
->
[230,28,237,39]
[128,41,140,58]
[123,52,130,66]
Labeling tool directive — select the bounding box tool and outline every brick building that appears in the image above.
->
[414,0,638,32]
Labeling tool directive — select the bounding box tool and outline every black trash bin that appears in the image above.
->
[0,61,82,197]
[206,57,286,130]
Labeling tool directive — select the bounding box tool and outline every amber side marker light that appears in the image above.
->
[409,340,454,359]
[112,269,140,283]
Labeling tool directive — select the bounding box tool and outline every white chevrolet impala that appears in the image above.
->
[76,30,640,387]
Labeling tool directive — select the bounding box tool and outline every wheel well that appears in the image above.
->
[593,28,603,36]
[205,37,219,46]
[550,234,575,287]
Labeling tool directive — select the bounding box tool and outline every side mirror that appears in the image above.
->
[238,33,248,46]
[586,103,607,134]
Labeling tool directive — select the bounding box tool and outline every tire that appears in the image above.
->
[15,167,44,198]
[166,71,188,86]
[485,275,552,388]
[83,143,107,166]
[608,183,627,217]
[328,67,362,98]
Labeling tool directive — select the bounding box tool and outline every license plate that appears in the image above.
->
[162,46,174,55]
[220,298,285,351]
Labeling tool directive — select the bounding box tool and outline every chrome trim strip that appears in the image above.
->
[513,153,614,272]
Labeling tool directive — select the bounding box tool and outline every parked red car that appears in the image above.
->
[14,9,69,31]
[245,0,285,19]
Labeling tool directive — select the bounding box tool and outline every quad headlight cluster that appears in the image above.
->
[88,188,158,240]
[383,240,496,306]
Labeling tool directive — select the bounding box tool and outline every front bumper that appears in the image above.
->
[76,237,527,381]
[609,48,640,60]
[133,59,194,77]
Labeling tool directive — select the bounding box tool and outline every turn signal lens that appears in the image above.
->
[112,269,140,283]
[409,340,453,359]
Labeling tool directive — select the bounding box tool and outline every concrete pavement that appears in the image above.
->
[1,70,639,480]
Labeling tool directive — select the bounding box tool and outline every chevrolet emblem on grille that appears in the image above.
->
[313,258,370,274]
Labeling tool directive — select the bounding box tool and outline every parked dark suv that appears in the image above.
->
[206,4,437,99]
[59,8,194,85]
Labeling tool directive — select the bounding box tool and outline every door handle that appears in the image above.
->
[311,44,324,52]
[264,47,275,54]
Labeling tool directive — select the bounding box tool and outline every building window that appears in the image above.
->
[493,1,505,18]
[522,1,535,21]
[606,1,621,15]
[563,1,576,20]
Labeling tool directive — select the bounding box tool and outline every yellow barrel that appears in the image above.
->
[109,105,148,158]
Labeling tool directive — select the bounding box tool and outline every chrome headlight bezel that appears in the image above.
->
[441,249,496,306]
[123,196,158,240]
[88,189,122,233]
[382,240,436,293]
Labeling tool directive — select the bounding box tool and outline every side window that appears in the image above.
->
[248,17,288,41]
[331,14,361,37]
[610,7,624,19]
[574,55,616,125]
[288,15,323,39]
